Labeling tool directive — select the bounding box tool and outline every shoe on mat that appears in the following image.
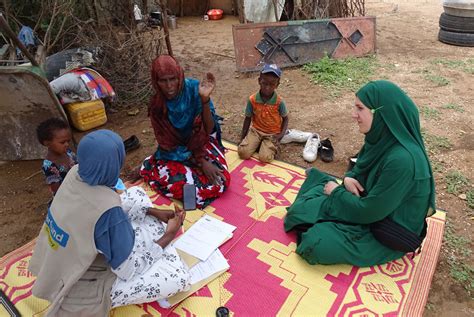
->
[303,133,320,162]
[280,129,313,144]
[216,306,230,317]
[124,135,140,153]
[319,138,334,162]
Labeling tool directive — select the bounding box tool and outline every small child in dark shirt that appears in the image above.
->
[36,118,77,195]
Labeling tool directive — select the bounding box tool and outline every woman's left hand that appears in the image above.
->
[199,73,216,101]
[201,159,224,185]
[324,181,339,195]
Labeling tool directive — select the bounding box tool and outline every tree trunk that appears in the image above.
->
[159,0,173,56]
[94,0,104,26]
[237,0,245,23]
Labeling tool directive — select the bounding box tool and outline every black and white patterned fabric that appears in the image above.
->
[110,186,190,308]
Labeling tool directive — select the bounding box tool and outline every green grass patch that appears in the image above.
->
[430,58,474,74]
[467,189,474,210]
[424,73,450,86]
[445,223,471,257]
[421,129,452,153]
[450,264,474,292]
[425,302,435,311]
[430,161,445,174]
[410,68,425,74]
[303,55,378,96]
[419,106,441,120]
[441,103,465,113]
[445,170,470,195]
[444,222,474,294]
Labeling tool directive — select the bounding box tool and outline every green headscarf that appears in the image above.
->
[354,80,436,215]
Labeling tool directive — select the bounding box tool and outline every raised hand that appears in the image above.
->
[199,72,216,101]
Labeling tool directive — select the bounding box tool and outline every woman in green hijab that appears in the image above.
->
[284,80,435,267]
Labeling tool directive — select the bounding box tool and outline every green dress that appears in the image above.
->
[285,81,435,267]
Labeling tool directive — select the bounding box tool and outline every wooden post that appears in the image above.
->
[180,0,184,17]
[93,0,101,26]
[159,0,173,56]
[231,0,237,16]
[237,0,246,24]
[0,13,39,66]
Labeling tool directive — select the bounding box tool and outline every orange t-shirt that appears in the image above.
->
[246,92,288,134]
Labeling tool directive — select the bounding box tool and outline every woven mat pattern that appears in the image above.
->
[0,142,445,316]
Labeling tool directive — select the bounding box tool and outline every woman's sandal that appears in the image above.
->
[123,135,140,153]
[319,138,334,162]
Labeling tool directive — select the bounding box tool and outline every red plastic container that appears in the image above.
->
[207,9,223,20]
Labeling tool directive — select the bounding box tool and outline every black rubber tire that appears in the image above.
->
[439,13,474,33]
[438,29,474,47]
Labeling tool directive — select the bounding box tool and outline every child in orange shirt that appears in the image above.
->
[238,64,289,163]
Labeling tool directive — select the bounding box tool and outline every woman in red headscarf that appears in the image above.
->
[139,55,230,208]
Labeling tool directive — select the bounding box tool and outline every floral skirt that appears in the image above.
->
[140,135,231,209]
[111,187,190,308]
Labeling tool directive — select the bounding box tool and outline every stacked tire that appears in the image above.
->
[438,0,474,46]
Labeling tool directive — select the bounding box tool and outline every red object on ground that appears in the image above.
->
[207,9,223,20]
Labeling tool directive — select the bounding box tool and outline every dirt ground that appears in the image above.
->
[0,0,473,315]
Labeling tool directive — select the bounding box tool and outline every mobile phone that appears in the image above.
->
[183,183,197,210]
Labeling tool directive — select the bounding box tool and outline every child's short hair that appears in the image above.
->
[36,118,69,145]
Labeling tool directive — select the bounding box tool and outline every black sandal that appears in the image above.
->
[123,135,140,153]
[216,306,230,317]
[319,138,334,162]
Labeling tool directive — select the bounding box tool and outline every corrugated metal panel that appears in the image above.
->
[233,16,376,72]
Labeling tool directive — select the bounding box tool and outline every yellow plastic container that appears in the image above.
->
[65,99,107,131]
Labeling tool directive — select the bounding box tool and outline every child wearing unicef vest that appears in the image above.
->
[238,64,289,163]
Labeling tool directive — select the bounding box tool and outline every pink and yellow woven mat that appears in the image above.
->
[0,142,445,316]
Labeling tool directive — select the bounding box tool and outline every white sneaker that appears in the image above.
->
[303,134,320,162]
[280,129,313,144]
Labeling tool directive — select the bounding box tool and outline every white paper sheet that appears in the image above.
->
[173,214,236,261]
[189,249,229,284]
